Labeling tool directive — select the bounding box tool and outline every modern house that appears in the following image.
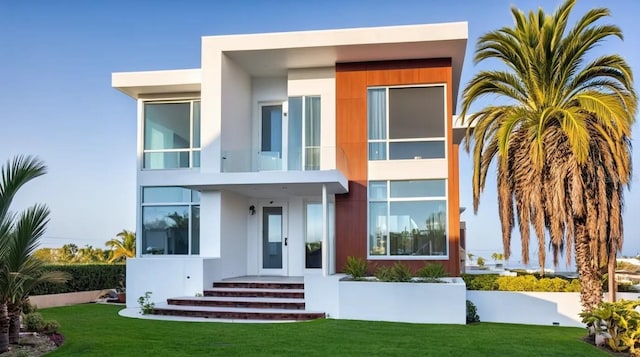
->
[113,22,469,322]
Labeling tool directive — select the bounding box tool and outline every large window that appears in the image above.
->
[288,96,321,170]
[141,187,200,255]
[143,100,201,169]
[369,180,447,257]
[368,86,445,160]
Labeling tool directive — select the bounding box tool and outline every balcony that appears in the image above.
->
[221,146,347,173]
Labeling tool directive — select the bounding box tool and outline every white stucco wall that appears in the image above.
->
[200,48,222,173]
[304,274,343,318]
[467,291,640,327]
[218,191,248,278]
[126,257,205,308]
[221,54,252,172]
[338,278,466,324]
[200,191,222,257]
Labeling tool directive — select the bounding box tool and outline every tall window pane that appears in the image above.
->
[305,203,322,268]
[304,96,321,170]
[369,202,388,255]
[192,101,201,148]
[191,206,200,255]
[368,89,387,140]
[288,97,303,171]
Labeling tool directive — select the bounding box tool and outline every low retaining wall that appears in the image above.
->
[29,290,107,309]
[467,291,640,327]
[339,277,466,324]
[305,275,466,324]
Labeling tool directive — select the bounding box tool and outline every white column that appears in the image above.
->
[321,184,328,276]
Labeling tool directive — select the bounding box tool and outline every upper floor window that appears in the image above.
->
[288,96,321,171]
[141,187,200,255]
[368,86,445,161]
[143,100,200,169]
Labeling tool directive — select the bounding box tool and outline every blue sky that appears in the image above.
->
[1,0,638,267]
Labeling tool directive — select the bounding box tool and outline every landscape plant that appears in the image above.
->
[460,0,637,311]
[416,263,448,282]
[0,156,69,352]
[466,300,480,324]
[343,256,368,280]
[138,291,155,315]
[580,299,640,354]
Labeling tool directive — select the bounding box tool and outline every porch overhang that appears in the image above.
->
[144,170,349,198]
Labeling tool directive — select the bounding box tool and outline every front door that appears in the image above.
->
[260,204,288,275]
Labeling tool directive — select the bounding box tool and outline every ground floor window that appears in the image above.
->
[305,201,334,269]
[368,180,447,257]
[141,187,200,255]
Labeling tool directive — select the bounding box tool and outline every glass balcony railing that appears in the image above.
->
[221,146,348,173]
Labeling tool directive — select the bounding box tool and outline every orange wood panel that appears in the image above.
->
[335,59,460,276]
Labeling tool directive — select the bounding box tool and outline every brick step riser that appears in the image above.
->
[213,282,304,290]
[204,291,304,299]
[152,309,324,321]
[167,299,305,310]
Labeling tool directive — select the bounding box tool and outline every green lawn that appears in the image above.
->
[41,304,606,356]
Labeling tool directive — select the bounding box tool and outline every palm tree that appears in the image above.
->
[0,156,55,352]
[106,230,136,263]
[460,0,636,312]
[4,205,69,344]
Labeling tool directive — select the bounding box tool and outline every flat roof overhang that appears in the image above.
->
[112,68,201,99]
[113,22,468,108]
[139,170,348,199]
[209,22,467,110]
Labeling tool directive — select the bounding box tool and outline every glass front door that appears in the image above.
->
[261,205,288,275]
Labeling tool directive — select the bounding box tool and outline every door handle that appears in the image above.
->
[284,238,288,246]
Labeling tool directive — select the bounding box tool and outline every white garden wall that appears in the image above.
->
[467,291,640,327]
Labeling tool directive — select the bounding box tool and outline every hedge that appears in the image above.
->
[462,274,581,292]
[30,264,125,295]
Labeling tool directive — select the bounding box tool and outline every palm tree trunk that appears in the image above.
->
[0,303,9,353]
[608,249,617,302]
[8,303,20,344]
[575,223,603,312]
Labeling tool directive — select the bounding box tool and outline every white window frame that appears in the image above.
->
[142,99,201,170]
[367,179,449,260]
[367,84,447,161]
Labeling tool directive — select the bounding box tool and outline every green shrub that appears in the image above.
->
[343,256,368,280]
[43,320,61,334]
[374,265,393,282]
[31,264,126,295]
[496,275,539,291]
[466,300,480,323]
[580,299,640,354]
[24,312,45,332]
[390,262,412,282]
[138,291,155,315]
[417,263,448,281]
[496,276,581,292]
[462,274,499,290]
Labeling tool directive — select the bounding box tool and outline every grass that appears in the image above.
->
[41,304,607,356]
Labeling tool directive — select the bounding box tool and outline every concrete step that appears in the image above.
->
[213,281,304,290]
[167,296,305,310]
[204,287,304,299]
[152,304,324,321]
